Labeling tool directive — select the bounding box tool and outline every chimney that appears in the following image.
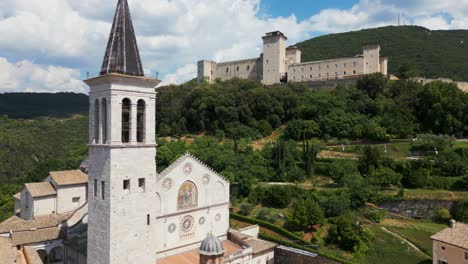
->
[449,219,456,228]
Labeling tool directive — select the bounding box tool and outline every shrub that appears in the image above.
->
[434,207,452,223]
[364,208,386,223]
[239,202,253,216]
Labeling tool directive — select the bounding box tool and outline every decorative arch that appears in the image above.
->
[214,181,225,204]
[121,98,131,143]
[101,98,108,143]
[177,181,198,210]
[136,99,146,142]
[93,99,100,143]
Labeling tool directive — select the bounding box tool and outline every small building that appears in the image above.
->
[431,219,468,264]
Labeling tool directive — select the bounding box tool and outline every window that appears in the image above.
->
[101,181,105,200]
[236,66,239,71]
[247,65,250,71]
[94,99,100,143]
[310,67,312,70]
[101,98,107,144]
[301,68,303,72]
[441,246,446,250]
[353,70,356,74]
[139,178,145,191]
[210,70,213,75]
[344,71,347,75]
[93,179,98,197]
[310,75,312,78]
[319,74,321,78]
[335,64,338,68]
[72,197,80,205]
[226,67,229,73]
[301,76,304,79]
[137,100,145,143]
[353,62,357,66]
[123,180,130,190]
[465,252,468,260]
[335,72,338,76]
[327,65,329,69]
[121,98,131,143]
[147,214,150,225]
[293,69,295,72]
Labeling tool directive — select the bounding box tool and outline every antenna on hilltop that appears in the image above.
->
[398,13,400,26]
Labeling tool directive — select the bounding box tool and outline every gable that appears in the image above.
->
[156,154,229,216]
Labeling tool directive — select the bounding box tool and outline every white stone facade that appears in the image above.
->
[198,31,389,85]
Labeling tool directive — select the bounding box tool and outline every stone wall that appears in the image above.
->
[274,246,340,264]
[378,199,455,219]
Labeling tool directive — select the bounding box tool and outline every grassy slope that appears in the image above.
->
[296,26,468,81]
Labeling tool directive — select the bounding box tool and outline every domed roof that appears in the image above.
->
[199,234,225,256]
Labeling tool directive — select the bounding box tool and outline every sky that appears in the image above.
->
[0,0,467,94]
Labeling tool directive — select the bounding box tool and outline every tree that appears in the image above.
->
[454,200,468,222]
[358,145,385,176]
[356,73,387,99]
[368,167,402,188]
[328,160,359,185]
[396,63,418,79]
[287,199,309,230]
[327,214,371,254]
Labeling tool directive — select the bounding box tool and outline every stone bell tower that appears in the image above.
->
[85,0,160,263]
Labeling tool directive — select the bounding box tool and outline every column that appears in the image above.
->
[130,102,137,143]
[98,98,104,144]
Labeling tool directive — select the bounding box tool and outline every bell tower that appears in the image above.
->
[85,0,160,263]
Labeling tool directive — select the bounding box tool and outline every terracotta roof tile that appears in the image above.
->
[24,182,56,198]
[49,170,88,186]
[12,227,62,246]
[23,246,43,264]
[0,213,71,233]
[431,222,468,249]
[0,237,18,264]
[158,240,243,264]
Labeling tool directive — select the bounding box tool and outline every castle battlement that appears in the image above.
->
[197,32,388,85]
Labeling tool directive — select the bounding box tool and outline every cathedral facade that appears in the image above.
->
[0,1,280,264]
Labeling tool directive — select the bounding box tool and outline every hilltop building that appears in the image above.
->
[431,220,468,264]
[198,31,388,85]
[0,1,339,264]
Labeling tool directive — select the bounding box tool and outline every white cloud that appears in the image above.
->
[0,57,87,93]
[0,0,467,89]
[160,64,197,86]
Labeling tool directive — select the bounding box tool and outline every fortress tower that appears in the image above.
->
[85,0,160,263]
[262,31,287,85]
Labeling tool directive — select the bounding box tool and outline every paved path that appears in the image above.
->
[380,227,431,259]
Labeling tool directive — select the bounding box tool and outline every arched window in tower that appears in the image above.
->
[177,181,198,210]
[101,98,108,144]
[137,99,145,142]
[94,99,100,143]
[121,98,131,143]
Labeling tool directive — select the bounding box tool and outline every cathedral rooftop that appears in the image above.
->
[49,170,88,186]
[24,182,56,198]
[100,0,144,77]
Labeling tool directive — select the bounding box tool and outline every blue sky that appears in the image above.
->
[260,0,358,21]
[0,0,466,93]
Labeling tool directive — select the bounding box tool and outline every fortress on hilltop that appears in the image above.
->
[198,31,388,85]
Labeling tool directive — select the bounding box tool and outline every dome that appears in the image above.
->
[199,234,225,256]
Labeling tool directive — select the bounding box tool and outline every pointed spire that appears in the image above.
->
[100,0,144,77]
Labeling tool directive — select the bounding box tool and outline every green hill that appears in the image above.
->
[296,26,468,81]
[0,92,88,119]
